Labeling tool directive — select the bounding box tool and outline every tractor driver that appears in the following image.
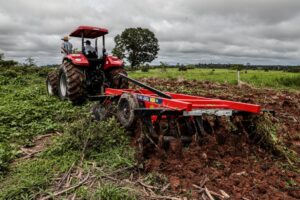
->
[61,36,73,55]
[84,40,97,57]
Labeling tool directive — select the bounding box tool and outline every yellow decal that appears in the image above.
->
[150,97,155,103]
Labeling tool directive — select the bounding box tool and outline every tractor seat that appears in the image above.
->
[87,57,103,66]
[85,52,102,66]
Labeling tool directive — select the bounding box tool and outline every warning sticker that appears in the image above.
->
[137,95,163,104]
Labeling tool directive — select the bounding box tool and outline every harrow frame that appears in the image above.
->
[104,88,261,116]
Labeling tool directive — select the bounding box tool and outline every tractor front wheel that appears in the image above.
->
[58,62,86,104]
[46,70,59,96]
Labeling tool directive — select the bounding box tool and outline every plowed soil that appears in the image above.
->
[136,78,300,199]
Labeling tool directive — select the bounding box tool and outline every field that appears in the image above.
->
[0,66,299,199]
[130,68,300,90]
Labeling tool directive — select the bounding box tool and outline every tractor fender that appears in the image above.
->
[65,53,89,66]
[103,55,124,70]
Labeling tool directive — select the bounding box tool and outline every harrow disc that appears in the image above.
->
[133,112,270,165]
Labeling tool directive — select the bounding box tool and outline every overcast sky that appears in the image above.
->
[1,0,300,66]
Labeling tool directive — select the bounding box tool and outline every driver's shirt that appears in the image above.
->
[85,45,96,55]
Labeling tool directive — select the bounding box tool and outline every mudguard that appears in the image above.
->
[65,53,89,66]
[103,55,124,70]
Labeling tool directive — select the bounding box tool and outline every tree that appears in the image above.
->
[0,53,4,60]
[230,64,244,71]
[112,27,159,68]
[25,57,36,66]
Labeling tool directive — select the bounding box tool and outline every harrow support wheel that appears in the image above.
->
[107,67,129,89]
[46,70,59,96]
[116,93,139,129]
[58,62,86,105]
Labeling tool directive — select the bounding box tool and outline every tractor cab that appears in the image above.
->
[66,26,123,70]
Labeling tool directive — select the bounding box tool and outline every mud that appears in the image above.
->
[134,78,300,199]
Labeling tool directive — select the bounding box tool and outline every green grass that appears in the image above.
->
[73,183,136,200]
[92,184,136,200]
[129,68,300,90]
[0,66,135,199]
[0,66,84,171]
[0,151,79,199]
[0,117,135,199]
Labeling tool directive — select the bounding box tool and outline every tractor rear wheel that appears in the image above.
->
[58,62,86,104]
[116,93,139,129]
[46,70,59,96]
[108,68,129,89]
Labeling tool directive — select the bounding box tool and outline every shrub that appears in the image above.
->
[48,117,130,157]
[230,64,244,71]
[276,76,300,88]
[141,64,150,72]
[208,69,215,75]
[178,65,187,71]
[159,62,168,72]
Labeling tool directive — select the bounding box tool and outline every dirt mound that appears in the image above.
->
[134,78,300,199]
[138,78,300,153]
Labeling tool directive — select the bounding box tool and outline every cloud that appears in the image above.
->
[0,0,300,65]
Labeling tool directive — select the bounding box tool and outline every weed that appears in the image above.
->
[0,143,18,172]
[276,76,300,88]
[285,178,297,188]
[252,114,300,164]
[0,66,86,172]
[0,152,79,199]
[141,64,150,72]
[1,112,134,198]
[144,172,168,187]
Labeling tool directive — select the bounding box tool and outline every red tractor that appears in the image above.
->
[46,26,128,104]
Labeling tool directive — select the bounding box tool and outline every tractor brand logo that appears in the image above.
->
[137,95,163,104]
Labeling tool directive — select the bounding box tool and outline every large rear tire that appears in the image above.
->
[46,70,59,96]
[108,68,129,89]
[58,62,86,105]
